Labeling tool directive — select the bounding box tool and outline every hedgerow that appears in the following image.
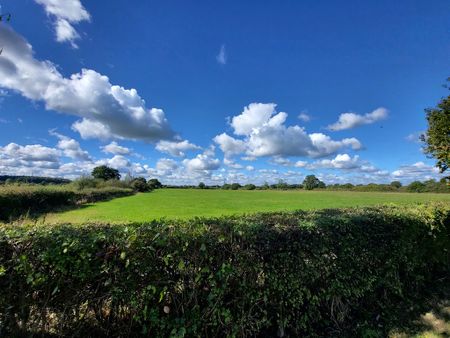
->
[0,203,448,336]
[0,185,133,221]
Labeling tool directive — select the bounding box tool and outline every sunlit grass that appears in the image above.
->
[43,189,450,224]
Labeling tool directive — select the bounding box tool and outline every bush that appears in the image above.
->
[243,184,256,190]
[0,185,134,221]
[0,203,448,336]
[131,177,150,192]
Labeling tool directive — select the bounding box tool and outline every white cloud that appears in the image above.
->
[213,133,247,158]
[50,131,91,161]
[216,44,227,65]
[156,140,201,157]
[215,103,363,159]
[224,158,243,169]
[392,162,440,182]
[101,141,131,155]
[327,107,388,131]
[230,103,277,136]
[183,147,220,172]
[405,131,424,143]
[0,143,61,172]
[0,25,175,142]
[34,0,90,48]
[298,112,311,122]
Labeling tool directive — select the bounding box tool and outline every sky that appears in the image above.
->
[0,0,449,185]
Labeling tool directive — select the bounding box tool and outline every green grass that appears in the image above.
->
[42,189,450,224]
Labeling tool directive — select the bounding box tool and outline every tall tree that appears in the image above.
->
[421,80,450,180]
[91,165,121,180]
[303,175,324,190]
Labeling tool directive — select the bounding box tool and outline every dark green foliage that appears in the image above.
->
[421,81,450,177]
[390,181,402,189]
[303,175,325,190]
[148,178,163,190]
[0,204,448,336]
[243,184,256,190]
[230,183,241,190]
[407,181,426,193]
[0,186,133,221]
[198,182,206,189]
[0,175,70,185]
[131,177,150,192]
[92,165,121,181]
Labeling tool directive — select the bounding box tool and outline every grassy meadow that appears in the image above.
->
[43,188,450,223]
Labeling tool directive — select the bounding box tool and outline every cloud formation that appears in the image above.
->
[327,107,388,131]
[0,25,175,143]
[101,142,132,155]
[50,131,91,161]
[34,0,91,48]
[156,140,201,157]
[214,103,362,159]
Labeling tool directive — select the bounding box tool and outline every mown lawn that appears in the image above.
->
[43,189,450,223]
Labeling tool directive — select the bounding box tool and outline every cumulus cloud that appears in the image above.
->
[50,131,91,161]
[216,44,227,65]
[156,140,201,157]
[35,0,90,48]
[213,133,247,158]
[0,143,61,172]
[101,141,131,155]
[392,162,440,182]
[183,147,221,172]
[214,103,363,159]
[0,25,175,142]
[327,107,388,131]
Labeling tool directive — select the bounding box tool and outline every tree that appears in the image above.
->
[148,178,163,190]
[390,181,402,189]
[230,183,241,190]
[302,175,323,190]
[243,184,256,190]
[407,181,425,193]
[421,81,450,180]
[198,182,206,189]
[131,177,149,192]
[91,165,120,180]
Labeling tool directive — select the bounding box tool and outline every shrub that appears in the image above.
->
[0,203,448,336]
[148,178,163,190]
[131,177,150,192]
[407,181,426,193]
[0,185,134,221]
[230,183,241,190]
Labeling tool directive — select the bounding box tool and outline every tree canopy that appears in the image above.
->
[422,81,450,180]
[91,165,121,181]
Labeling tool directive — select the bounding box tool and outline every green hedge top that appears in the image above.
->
[0,203,449,337]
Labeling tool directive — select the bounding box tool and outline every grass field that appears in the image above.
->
[43,189,450,223]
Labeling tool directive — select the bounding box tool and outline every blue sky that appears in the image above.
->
[0,0,448,185]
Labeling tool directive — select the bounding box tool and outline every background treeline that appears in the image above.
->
[0,203,448,337]
[169,177,450,193]
[0,175,70,185]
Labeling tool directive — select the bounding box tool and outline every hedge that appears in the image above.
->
[0,186,134,221]
[0,203,449,336]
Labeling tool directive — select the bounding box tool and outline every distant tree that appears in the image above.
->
[390,181,402,189]
[131,177,149,192]
[243,184,256,190]
[198,182,206,189]
[230,183,241,190]
[222,183,231,190]
[407,181,426,193]
[421,80,450,180]
[302,175,323,190]
[148,178,163,190]
[91,165,120,181]
[317,181,326,189]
